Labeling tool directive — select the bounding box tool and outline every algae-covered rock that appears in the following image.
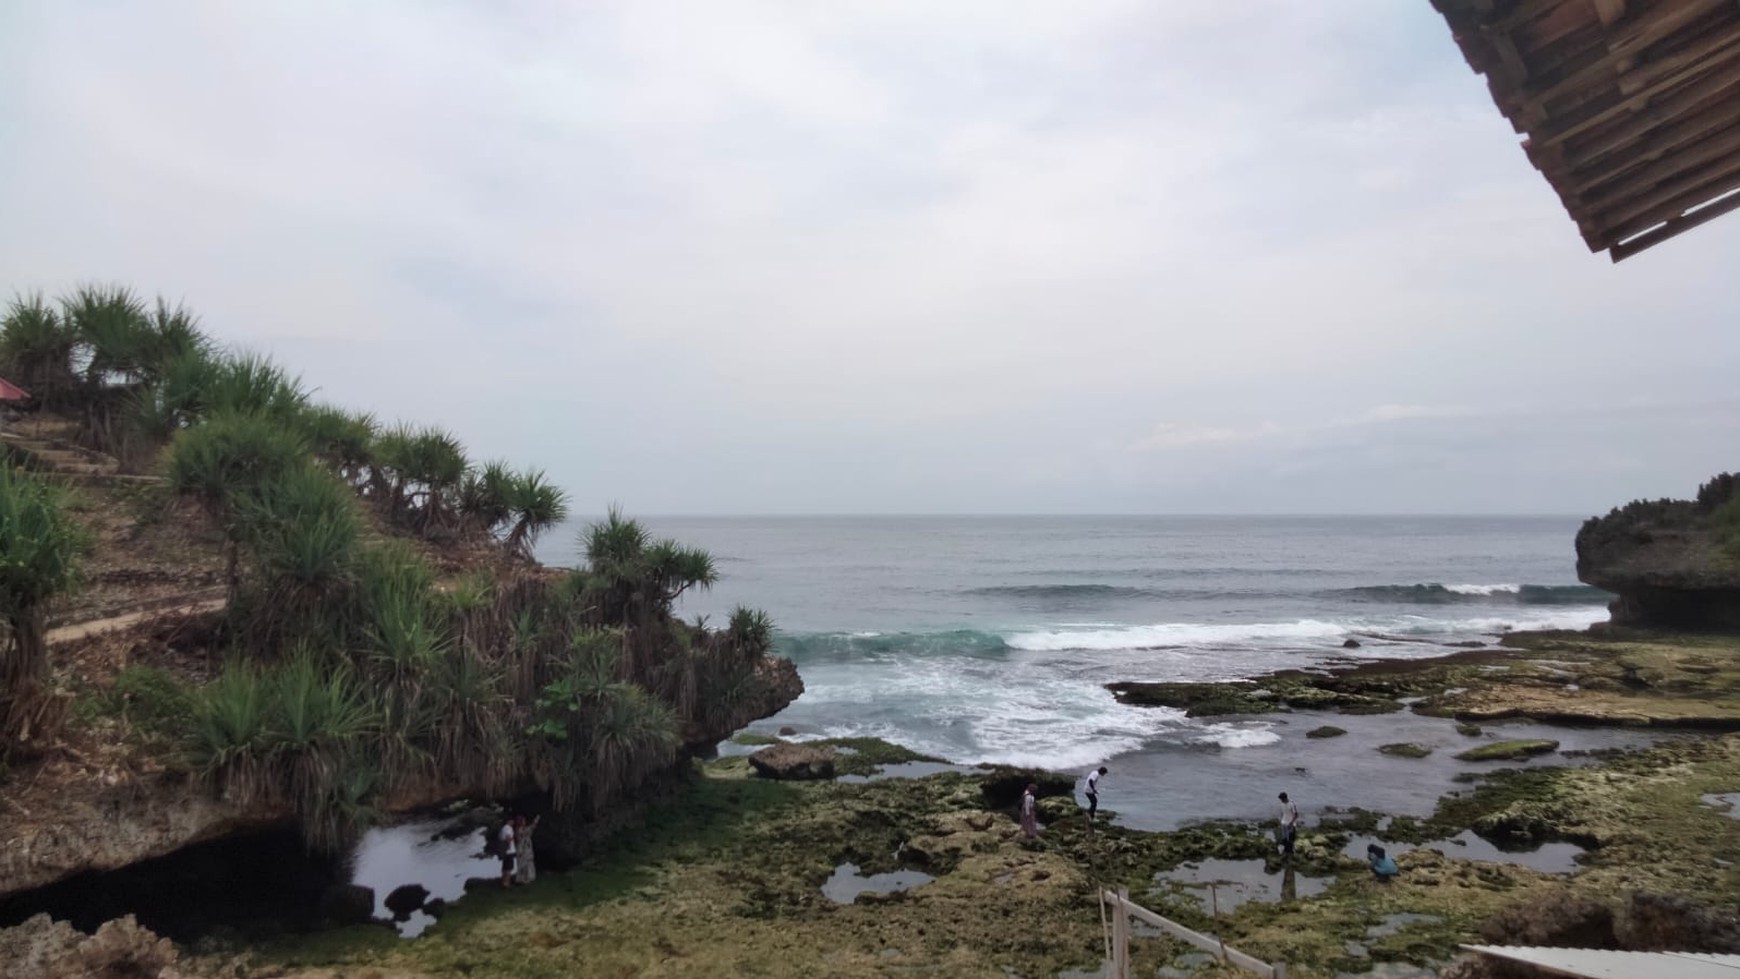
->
[1379,742,1432,758]
[749,743,838,780]
[1455,739,1559,762]
[1306,725,1347,739]
[1456,722,1484,737]
[1616,892,1740,952]
[1104,681,1279,716]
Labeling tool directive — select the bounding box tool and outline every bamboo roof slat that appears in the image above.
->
[1432,0,1740,260]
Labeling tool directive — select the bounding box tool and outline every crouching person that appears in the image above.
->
[1366,843,1398,881]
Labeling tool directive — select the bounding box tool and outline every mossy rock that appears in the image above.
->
[811,737,944,777]
[730,731,786,747]
[1306,726,1347,739]
[1104,681,1278,717]
[1455,739,1560,762]
[1378,742,1432,759]
[1456,722,1484,737]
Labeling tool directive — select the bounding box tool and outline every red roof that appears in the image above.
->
[0,376,31,402]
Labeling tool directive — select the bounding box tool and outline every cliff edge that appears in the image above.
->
[1576,473,1740,630]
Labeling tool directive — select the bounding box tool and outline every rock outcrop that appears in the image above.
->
[1576,473,1740,630]
[0,913,184,979]
[748,743,837,780]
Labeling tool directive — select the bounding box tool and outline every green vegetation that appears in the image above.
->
[0,465,90,759]
[1,281,786,849]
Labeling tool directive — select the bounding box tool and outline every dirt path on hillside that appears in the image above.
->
[46,595,227,645]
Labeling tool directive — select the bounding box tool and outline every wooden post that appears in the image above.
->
[1273,962,1287,979]
[1113,887,1131,979]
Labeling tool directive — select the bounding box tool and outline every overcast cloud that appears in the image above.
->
[2,1,1736,515]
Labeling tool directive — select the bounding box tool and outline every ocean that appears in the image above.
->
[538,515,1653,829]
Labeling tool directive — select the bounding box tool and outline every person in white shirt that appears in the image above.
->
[1278,792,1300,858]
[1083,766,1108,823]
[498,818,518,889]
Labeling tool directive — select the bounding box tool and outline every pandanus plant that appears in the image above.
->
[0,466,88,757]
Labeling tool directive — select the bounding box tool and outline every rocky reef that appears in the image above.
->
[1576,472,1740,630]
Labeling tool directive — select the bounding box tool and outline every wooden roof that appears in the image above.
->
[1432,0,1740,261]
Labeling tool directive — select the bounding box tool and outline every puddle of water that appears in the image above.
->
[1341,832,1585,874]
[1153,858,1331,914]
[1702,793,1740,819]
[349,817,502,937]
[1366,912,1444,938]
[820,862,935,904]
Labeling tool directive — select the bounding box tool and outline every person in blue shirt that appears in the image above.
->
[1367,843,1399,881]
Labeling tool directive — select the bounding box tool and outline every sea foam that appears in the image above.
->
[1005,619,1348,652]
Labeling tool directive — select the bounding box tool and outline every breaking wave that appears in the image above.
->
[1333,583,1610,605]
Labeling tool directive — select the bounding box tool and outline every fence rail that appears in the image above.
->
[1101,887,1286,979]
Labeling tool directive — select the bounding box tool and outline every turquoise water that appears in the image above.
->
[539,516,1630,826]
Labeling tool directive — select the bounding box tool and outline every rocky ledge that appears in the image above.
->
[1576,472,1740,630]
[0,637,804,901]
[1109,629,1740,731]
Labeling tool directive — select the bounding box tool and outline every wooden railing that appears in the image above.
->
[1101,887,1287,979]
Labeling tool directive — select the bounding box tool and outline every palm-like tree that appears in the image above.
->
[457,460,514,535]
[298,405,377,488]
[0,466,88,756]
[503,469,570,558]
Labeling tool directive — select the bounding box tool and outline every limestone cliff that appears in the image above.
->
[1576,473,1740,630]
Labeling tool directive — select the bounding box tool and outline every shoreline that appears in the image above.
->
[8,623,1740,977]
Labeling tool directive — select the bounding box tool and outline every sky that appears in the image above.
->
[2,1,1737,515]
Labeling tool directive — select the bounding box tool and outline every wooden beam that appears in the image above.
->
[1557,70,1740,169]
[1113,894,1280,979]
[1520,0,1729,111]
[1576,117,1740,207]
[1483,0,1562,35]
[1612,186,1740,259]
[1535,31,1740,148]
[1600,159,1740,241]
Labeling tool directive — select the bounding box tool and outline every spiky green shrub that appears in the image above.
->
[128,348,222,445]
[202,353,306,419]
[238,463,364,651]
[62,283,152,386]
[269,653,379,848]
[164,412,309,595]
[0,293,76,404]
[188,655,379,849]
[531,631,678,812]
[0,466,89,757]
[187,662,274,804]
